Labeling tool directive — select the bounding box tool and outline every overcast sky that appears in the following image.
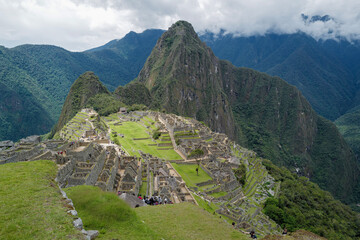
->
[1,0,359,51]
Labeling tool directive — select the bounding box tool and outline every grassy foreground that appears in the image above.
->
[0,160,83,240]
[136,202,247,240]
[65,186,158,239]
[65,185,248,240]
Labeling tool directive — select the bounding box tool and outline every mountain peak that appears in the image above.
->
[137,20,235,139]
[155,20,201,51]
[54,71,109,133]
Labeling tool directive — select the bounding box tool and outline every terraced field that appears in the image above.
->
[107,115,182,160]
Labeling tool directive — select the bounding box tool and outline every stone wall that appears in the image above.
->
[56,157,76,187]
[196,179,215,187]
[223,179,240,192]
[200,164,214,179]
[85,151,106,185]
[106,157,119,192]
[0,144,43,165]
[69,143,95,162]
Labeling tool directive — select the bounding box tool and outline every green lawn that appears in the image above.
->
[65,185,247,240]
[192,194,219,213]
[136,202,247,240]
[110,121,182,160]
[0,160,83,240]
[139,182,147,197]
[171,163,212,188]
[65,186,158,240]
[209,191,228,198]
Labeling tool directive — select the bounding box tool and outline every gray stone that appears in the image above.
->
[20,135,41,144]
[81,229,88,234]
[0,140,14,148]
[60,189,68,199]
[67,199,74,207]
[86,230,99,240]
[119,193,147,208]
[73,218,83,229]
[68,209,78,216]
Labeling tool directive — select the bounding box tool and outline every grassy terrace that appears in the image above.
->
[0,160,83,240]
[209,191,228,198]
[59,111,93,141]
[171,163,212,188]
[140,116,158,130]
[110,121,182,160]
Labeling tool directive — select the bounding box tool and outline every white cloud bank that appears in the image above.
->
[0,0,359,51]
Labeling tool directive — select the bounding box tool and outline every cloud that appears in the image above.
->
[0,0,359,51]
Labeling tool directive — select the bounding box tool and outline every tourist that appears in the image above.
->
[250,231,257,239]
[283,227,288,235]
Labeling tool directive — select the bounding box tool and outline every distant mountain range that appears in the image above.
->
[0,29,163,141]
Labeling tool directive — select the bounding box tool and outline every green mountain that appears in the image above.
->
[335,106,360,159]
[137,21,235,139]
[201,32,360,121]
[0,30,163,142]
[134,21,359,203]
[53,71,111,133]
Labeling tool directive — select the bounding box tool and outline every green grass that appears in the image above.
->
[0,160,83,240]
[110,121,182,160]
[192,194,219,213]
[209,191,228,198]
[65,185,247,240]
[171,163,212,188]
[136,202,248,240]
[139,182,147,197]
[65,185,158,240]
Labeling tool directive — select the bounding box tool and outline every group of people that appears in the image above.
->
[248,227,287,239]
[138,195,173,205]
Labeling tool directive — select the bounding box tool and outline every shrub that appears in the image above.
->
[152,131,161,140]
[188,149,204,158]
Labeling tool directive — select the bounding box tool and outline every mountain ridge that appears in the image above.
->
[0,29,163,141]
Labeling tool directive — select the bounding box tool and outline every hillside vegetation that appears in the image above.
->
[335,106,360,159]
[0,29,163,142]
[0,160,83,240]
[262,159,360,240]
[52,72,110,134]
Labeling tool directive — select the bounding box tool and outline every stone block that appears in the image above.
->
[86,230,99,240]
[73,218,83,229]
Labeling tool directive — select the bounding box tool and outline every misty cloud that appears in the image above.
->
[0,0,359,51]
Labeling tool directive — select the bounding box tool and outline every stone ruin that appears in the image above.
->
[116,155,142,195]
[140,151,196,204]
